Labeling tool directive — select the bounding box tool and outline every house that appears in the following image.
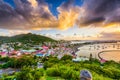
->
[72,57,89,62]
[0,52,7,57]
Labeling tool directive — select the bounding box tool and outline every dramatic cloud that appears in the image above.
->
[0,0,120,30]
[0,0,81,30]
[0,0,57,30]
[57,0,80,30]
[77,0,120,27]
[0,0,26,29]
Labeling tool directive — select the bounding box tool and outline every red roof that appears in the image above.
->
[100,59,107,63]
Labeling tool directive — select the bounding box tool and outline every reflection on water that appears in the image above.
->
[76,43,120,61]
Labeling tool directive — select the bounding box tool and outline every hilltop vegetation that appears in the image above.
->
[1,55,120,80]
[0,33,56,44]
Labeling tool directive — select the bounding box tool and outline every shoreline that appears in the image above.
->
[98,50,120,62]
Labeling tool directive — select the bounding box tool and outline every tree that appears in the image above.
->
[32,69,44,80]
[89,53,93,61]
[15,66,34,80]
[16,66,44,80]
[61,55,72,61]
[15,55,37,68]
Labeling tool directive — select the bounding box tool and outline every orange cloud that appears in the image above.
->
[28,0,38,8]
[57,6,80,30]
[103,23,120,28]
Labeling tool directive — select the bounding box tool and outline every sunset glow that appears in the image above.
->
[0,0,120,40]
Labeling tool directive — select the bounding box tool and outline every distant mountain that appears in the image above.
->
[0,33,57,44]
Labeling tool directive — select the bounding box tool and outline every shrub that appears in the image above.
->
[61,55,72,61]
[46,68,61,77]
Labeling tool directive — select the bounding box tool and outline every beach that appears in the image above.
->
[100,50,120,62]
[76,42,120,62]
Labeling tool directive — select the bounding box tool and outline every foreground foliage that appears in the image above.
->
[1,55,120,80]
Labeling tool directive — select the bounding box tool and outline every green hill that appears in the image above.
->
[0,33,56,44]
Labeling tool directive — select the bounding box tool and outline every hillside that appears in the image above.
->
[0,33,56,44]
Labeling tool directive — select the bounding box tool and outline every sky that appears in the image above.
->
[0,0,120,40]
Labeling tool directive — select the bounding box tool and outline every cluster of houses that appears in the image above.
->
[0,42,76,59]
